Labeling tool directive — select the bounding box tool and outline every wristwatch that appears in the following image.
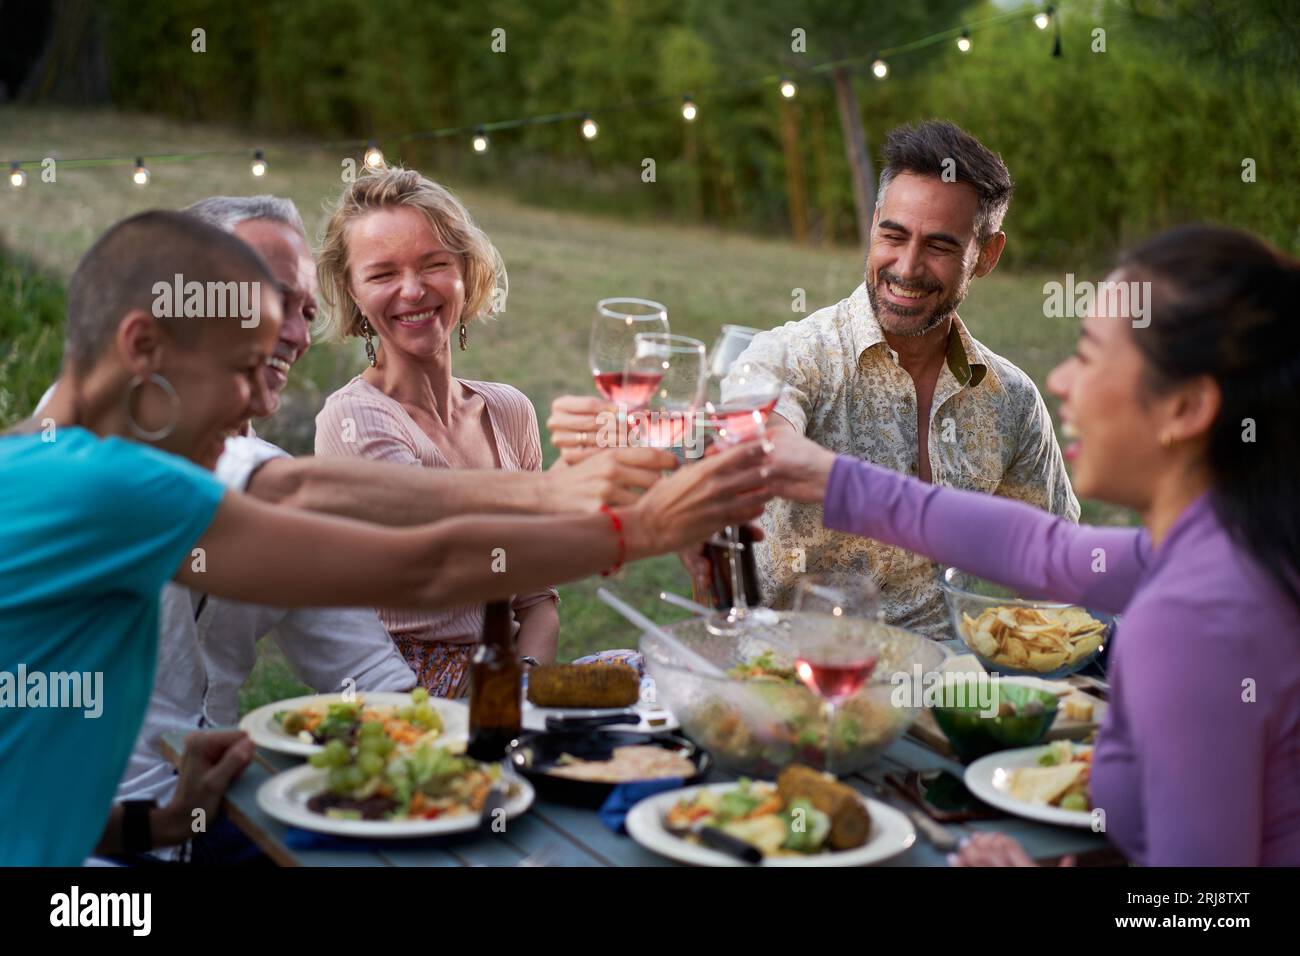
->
[122,799,157,854]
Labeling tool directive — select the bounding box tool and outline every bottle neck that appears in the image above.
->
[480,599,515,650]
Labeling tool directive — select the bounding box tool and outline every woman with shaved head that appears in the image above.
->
[0,210,771,865]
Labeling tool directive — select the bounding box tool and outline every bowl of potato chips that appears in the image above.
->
[939,568,1110,679]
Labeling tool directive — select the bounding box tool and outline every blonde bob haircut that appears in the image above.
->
[318,167,507,341]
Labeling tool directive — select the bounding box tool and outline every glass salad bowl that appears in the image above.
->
[640,611,948,778]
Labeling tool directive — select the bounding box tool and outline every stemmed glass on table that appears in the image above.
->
[789,575,883,776]
[702,325,787,636]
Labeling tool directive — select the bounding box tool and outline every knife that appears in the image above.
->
[664,819,763,864]
[545,711,653,731]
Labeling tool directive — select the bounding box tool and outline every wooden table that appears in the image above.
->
[160,725,1117,867]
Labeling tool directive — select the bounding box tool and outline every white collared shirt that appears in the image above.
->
[115,433,416,805]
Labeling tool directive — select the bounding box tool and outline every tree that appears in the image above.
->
[16,0,109,105]
[701,0,974,249]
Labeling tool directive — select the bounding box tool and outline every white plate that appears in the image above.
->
[625,782,915,867]
[239,692,468,757]
[964,744,1094,828]
[256,763,534,838]
[521,701,679,734]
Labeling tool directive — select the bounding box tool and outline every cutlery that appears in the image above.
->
[662,819,763,864]
[658,590,711,616]
[544,711,642,731]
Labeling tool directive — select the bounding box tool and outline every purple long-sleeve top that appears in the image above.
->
[823,455,1300,866]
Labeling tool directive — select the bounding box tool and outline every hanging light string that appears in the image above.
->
[6,4,1058,181]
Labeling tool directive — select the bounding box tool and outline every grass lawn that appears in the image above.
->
[1,108,1134,713]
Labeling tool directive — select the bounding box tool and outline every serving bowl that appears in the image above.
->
[939,567,1112,680]
[640,611,948,778]
[931,683,1059,762]
[506,730,710,808]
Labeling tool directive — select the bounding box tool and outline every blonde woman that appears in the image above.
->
[314,168,559,697]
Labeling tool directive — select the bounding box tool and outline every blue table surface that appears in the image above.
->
[161,716,1114,868]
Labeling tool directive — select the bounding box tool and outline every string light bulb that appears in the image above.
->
[250,149,268,177]
[779,77,797,99]
[957,30,971,53]
[363,141,385,170]
[1034,9,1051,30]
[581,115,599,140]
[472,128,489,153]
[681,95,697,122]
[8,162,25,189]
[871,57,889,79]
[132,157,150,186]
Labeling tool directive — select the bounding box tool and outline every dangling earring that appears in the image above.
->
[124,373,180,442]
[459,320,468,351]
[361,317,377,367]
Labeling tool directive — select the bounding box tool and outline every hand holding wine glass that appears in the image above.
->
[758,426,839,504]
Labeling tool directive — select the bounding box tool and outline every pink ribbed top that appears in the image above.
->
[313,375,558,643]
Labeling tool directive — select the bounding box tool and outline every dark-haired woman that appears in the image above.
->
[764,224,1300,867]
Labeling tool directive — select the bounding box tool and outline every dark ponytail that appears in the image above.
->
[1120,224,1300,610]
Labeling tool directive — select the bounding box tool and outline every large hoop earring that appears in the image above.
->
[459,320,468,351]
[361,317,378,367]
[124,373,180,442]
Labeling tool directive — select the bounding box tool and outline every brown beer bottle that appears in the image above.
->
[467,600,522,761]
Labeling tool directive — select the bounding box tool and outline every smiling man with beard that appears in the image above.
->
[729,120,1079,637]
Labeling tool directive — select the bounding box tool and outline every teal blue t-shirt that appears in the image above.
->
[0,427,225,865]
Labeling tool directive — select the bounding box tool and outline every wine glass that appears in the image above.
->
[790,574,882,776]
[703,326,786,636]
[625,333,707,457]
[589,299,670,430]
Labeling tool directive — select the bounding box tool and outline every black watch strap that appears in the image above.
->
[122,799,157,854]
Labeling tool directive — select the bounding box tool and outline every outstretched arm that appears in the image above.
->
[763,430,1147,613]
[176,441,770,611]
[250,446,677,523]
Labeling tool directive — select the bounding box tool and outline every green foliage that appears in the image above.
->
[96,0,1297,260]
[0,247,65,428]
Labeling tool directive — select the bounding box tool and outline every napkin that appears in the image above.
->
[598,778,684,834]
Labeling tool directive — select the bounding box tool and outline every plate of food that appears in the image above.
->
[625,765,915,867]
[963,741,1095,828]
[239,689,468,757]
[507,730,708,807]
[522,662,678,734]
[256,737,533,838]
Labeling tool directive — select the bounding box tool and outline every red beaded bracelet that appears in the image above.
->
[599,504,626,577]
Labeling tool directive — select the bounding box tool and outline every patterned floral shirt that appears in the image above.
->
[736,283,1079,639]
